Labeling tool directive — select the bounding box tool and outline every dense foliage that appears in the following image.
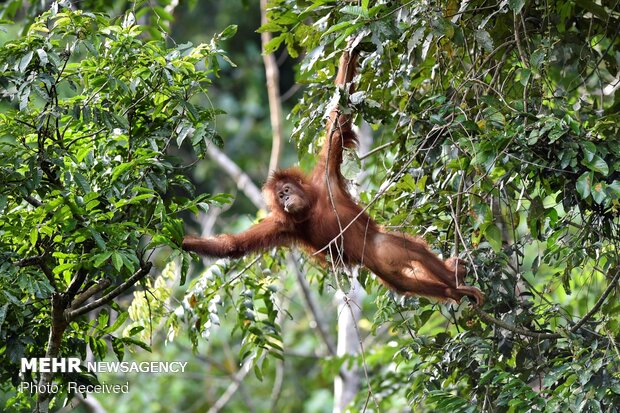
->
[0,5,231,410]
[255,0,620,411]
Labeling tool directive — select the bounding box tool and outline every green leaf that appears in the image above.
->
[112,336,126,361]
[19,51,33,72]
[608,180,620,199]
[153,6,174,21]
[530,49,546,70]
[165,219,185,245]
[341,5,369,18]
[19,87,30,111]
[274,11,300,25]
[89,228,107,250]
[542,192,559,208]
[176,123,193,147]
[517,68,531,86]
[97,310,109,328]
[106,312,128,334]
[580,141,596,160]
[509,0,525,12]
[263,34,285,54]
[30,228,39,246]
[180,251,190,286]
[474,30,493,52]
[111,252,123,272]
[74,171,91,193]
[93,251,112,267]
[285,33,299,58]
[581,154,609,176]
[0,303,8,335]
[528,196,545,239]
[219,24,237,40]
[256,22,283,33]
[53,263,74,276]
[111,161,135,182]
[484,224,502,252]
[576,172,592,199]
[127,326,145,336]
[120,253,136,273]
[471,203,491,229]
[334,22,364,48]
[111,112,129,129]
[548,126,566,143]
[115,193,155,208]
[52,16,71,29]
[122,337,151,352]
[322,20,354,37]
[591,182,607,204]
[36,49,48,65]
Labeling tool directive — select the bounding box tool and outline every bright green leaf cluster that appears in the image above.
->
[0,5,231,405]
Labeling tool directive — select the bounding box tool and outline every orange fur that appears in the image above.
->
[182,45,484,305]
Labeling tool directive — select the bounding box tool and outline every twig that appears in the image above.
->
[359,139,397,160]
[66,128,106,149]
[569,267,620,334]
[474,308,561,340]
[280,83,302,102]
[513,12,529,70]
[287,253,337,356]
[206,359,252,413]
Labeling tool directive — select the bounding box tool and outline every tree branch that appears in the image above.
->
[23,195,42,207]
[206,359,252,413]
[206,145,265,209]
[65,268,87,299]
[69,279,113,311]
[474,308,561,340]
[15,255,45,267]
[260,0,284,172]
[287,252,337,356]
[65,262,152,320]
[15,255,56,289]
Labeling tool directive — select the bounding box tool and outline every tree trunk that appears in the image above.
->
[35,293,69,413]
